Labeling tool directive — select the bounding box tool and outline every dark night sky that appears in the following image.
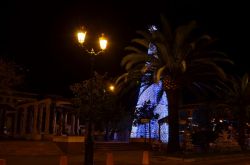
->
[0,0,249,97]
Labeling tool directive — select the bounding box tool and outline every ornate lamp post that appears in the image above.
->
[76,26,108,165]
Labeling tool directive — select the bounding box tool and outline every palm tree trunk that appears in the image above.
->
[166,90,181,153]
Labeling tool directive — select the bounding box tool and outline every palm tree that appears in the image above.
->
[210,73,250,150]
[118,15,233,153]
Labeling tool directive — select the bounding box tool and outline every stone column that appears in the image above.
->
[0,109,6,135]
[13,112,18,136]
[71,114,75,135]
[64,113,68,134]
[53,111,57,135]
[76,117,80,135]
[21,107,27,135]
[64,113,68,125]
[31,103,42,140]
[33,104,38,134]
[45,103,50,134]
[38,104,44,133]
[58,112,63,135]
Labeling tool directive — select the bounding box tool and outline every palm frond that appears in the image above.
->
[115,73,128,85]
[131,38,149,48]
[136,30,151,40]
[155,42,173,68]
[124,46,144,53]
[160,14,173,43]
[121,53,148,70]
[155,66,166,82]
[175,20,196,49]
[241,73,249,92]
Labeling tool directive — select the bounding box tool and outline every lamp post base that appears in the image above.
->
[84,121,94,165]
[84,137,94,165]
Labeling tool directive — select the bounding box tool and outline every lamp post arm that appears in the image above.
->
[79,45,104,56]
[87,48,104,56]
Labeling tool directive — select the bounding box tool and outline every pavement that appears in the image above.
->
[1,150,250,165]
[1,140,250,164]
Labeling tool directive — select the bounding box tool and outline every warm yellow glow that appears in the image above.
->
[77,31,86,44]
[99,33,107,50]
[109,85,115,92]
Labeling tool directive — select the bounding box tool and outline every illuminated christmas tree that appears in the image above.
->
[130,26,169,143]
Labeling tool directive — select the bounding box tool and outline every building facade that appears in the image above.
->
[0,90,80,140]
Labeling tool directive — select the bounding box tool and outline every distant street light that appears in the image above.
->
[76,26,108,165]
[109,84,115,92]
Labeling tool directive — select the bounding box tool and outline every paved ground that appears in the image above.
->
[1,150,250,165]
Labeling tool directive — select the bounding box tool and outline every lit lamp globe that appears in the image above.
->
[99,33,107,50]
[77,29,86,44]
[109,85,115,92]
[77,28,107,52]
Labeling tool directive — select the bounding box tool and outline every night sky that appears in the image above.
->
[0,0,248,97]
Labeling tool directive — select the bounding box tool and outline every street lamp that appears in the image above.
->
[76,26,108,165]
[77,26,108,55]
